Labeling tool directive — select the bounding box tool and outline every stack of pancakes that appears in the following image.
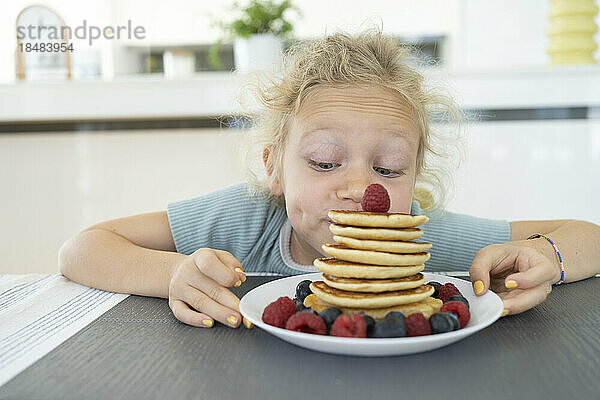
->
[304,210,443,320]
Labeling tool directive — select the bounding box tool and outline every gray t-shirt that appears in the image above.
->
[166,182,511,275]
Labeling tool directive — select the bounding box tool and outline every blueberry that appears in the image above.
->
[429,312,455,334]
[294,297,306,312]
[446,312,460,331]
[448,295,469,308]
[384,311,405,322]
[319,307,342,331]
[372,317,407,338]
[358,312,376,337]
[301,307,318,315]
[295,280,313,303]
[427,281,442,298]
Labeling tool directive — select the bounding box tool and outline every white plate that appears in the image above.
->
[239,272,503,356]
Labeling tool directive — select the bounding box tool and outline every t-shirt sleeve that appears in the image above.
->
[413,203,511,272]
[166,183,284,264]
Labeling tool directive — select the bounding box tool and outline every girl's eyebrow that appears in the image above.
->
[376,152,411,163]
[381,127,417,146]
[301,125,414,141]
[300,141,345,157]
[299,126,416,155]
[300,140,414,163]
[376,138,414,153]
[299,127,340,142]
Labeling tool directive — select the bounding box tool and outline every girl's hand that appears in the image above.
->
[469,243,561,316]
[168,248,250,329]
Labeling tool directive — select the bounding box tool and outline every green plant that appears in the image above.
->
[208,0,300,70]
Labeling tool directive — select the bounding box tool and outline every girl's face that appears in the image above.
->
[272,85,420,259]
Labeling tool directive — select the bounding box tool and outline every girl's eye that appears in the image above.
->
[308,160,404,176]
[374,166,404,177]
[308,160,339,171]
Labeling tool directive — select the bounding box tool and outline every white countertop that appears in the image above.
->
[1,65,600,122]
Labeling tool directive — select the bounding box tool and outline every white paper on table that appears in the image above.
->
[0,274,129,387]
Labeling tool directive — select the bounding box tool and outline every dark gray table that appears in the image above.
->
[1,276,598,400]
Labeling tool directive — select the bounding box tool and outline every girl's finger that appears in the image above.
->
[169,298,215,328]
[213,249,247,282]
[497,284,550,315]
[187,270,241,313]
[469,244,514,296]
[503,256,555,290]
[180,284,242,328]
[191,251,240,288]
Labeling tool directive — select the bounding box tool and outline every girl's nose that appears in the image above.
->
[337,178,370,204]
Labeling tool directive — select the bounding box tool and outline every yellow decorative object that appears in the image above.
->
[547,0,599,64]
[413,187,434,211]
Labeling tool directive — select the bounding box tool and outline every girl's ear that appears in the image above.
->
[262,145,283,196]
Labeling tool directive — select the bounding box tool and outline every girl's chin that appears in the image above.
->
[312,223,333,248]
[323,231,336,246]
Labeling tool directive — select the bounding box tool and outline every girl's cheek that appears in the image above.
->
[392,190,413,213]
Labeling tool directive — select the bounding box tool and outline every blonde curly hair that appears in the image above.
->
[238,29,466,217]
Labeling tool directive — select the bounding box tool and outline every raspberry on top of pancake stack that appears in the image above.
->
[305,184,443,320]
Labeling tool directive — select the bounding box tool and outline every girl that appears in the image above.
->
[59,30,600,330]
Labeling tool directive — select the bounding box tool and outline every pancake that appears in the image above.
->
[328,210,429,228]
[322,273,425,292]
[329,224,424,241]
[333,235,432,254]
[314,258,425,278]
[304,293,443,320]
[322,244,430,266]
[309,281,434,308]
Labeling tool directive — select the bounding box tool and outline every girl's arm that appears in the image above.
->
[469,219,600,315]
[509,219,600,283]
[59,211,186,298]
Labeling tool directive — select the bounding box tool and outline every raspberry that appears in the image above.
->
[330,313,367,338]
[262,296,296,328]
[285,312,327,335]
[437,283,461,302]
[361,184,390,213]
[436,285,452,302]
[444,283,462,297]
[405,312,431,336]
[440,301,471,328]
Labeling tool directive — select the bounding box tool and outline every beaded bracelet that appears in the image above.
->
[527,233,565,285]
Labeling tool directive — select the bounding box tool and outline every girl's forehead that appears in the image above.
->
[297,85,415,123]
[301,84,408,105]
[291,85,419,148]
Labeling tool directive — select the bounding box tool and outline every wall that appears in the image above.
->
[0,128,246,275]
[3,0,599,83]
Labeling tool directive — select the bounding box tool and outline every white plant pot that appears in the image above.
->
[233,33,283,73]
[163,50,195,80]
